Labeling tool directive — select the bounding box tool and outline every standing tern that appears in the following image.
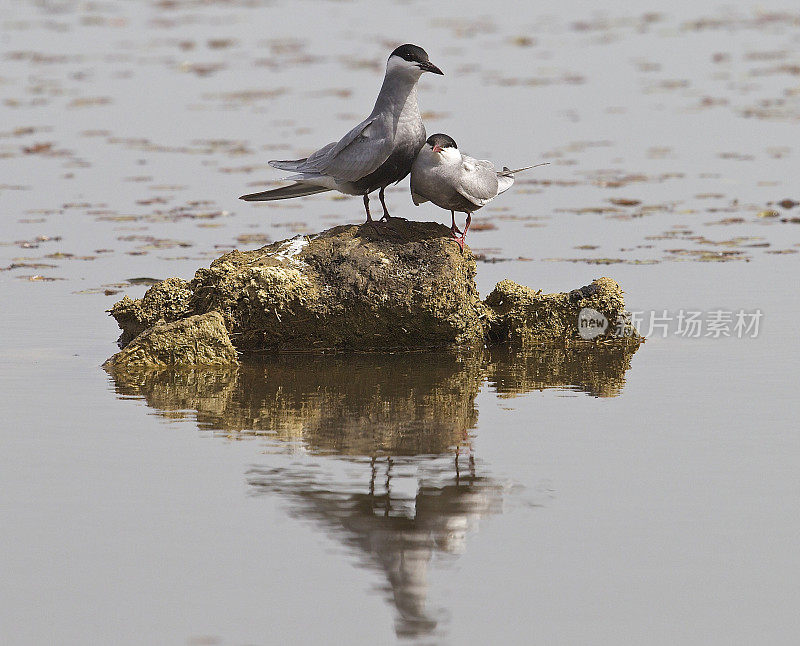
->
[239,44,443,222]
[410,133,546,250]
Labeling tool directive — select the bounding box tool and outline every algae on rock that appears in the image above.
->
[105,219,641,369]
[188,221,486,352]
[484,276,636,347]
[103,311,237,370]
[109,277,193,347]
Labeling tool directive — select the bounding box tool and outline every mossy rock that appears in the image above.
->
[188,220,487,351]
[484,276,638,347]
[108,277,192,347]
[105,220,641,367]
[104,311,237,370]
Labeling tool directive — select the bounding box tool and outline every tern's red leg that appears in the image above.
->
[450,213,471,252]
[378,187,391,221]
[450,210,462,235]
[450,229,465,252]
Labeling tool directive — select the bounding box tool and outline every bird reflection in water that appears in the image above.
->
[107,344,638,638]
[248,452,503,638]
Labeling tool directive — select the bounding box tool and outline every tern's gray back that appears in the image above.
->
[279,67,427,191]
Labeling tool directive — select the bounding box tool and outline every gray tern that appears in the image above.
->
[239,44,443,223]
[410,133,546,250]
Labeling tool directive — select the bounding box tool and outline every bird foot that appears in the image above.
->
[450,230,466,253]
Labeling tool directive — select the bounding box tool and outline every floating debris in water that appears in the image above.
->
[18,274,65,281]
[469,221,497,231]
[127,277,162,286]
[1,262,57,271]
[665,249,748,262]
[235,233,272,246]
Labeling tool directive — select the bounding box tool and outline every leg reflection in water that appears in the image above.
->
[248,451,505,639]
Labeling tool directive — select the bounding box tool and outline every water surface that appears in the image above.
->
[2,1,799,644]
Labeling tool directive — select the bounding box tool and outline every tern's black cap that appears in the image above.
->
[426,133,458,149]
[390,44,430,64]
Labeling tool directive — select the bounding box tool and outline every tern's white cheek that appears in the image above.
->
[439,147,462,164]
[386,56,423,78]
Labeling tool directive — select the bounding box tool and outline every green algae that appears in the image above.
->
[105,221,640,369]
[484,276,637,347]
[108,276,193,347]
[103,311,237,369]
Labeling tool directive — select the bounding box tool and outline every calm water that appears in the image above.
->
[2,1,799,644]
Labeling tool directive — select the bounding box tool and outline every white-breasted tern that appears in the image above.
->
[410,133,547,250]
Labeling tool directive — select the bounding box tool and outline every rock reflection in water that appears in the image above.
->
[487,344,638,398]
[111,352,483,455]
[108,344,639,448]
[107,344,638,638]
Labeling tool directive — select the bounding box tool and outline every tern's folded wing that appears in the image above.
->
[455,158,500,207]
[306,117,393,183]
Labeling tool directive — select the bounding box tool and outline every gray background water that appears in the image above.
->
[2,1,799,644]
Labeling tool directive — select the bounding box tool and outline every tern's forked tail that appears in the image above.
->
[268,158,307,172]
[498,162,550,177]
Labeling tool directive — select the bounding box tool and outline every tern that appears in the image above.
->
[410,133,546,250]
[239,44,443,222]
